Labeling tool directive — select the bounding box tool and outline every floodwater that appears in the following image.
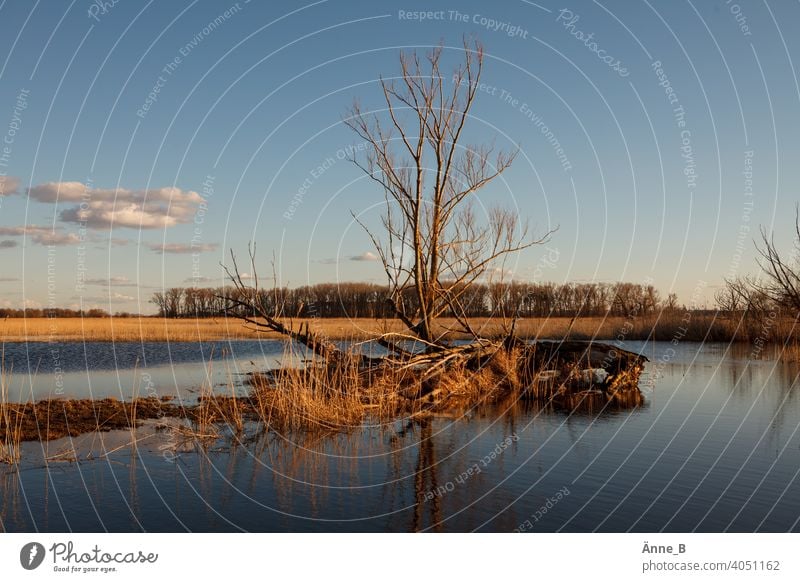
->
[2,341,800,532]
[0,340,289,402]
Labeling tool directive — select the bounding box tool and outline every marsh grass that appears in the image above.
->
[190,363,222,444]
[10,312,800,344]
[247,341,537,433]
[126,359,142,453]
[778,340,800,362]
[189,353,249,442]
[251,346,367,433]
[0,354,23,465]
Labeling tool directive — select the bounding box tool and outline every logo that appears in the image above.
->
[20,542,46,570]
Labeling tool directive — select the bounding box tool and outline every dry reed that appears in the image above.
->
[0,354,23,464]
[9,313,800,344]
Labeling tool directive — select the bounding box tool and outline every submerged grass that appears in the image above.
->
[0,354,23,464]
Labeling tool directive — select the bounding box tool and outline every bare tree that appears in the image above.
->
[714,276,769,315]
[344,39,550,346]
[753,208,800,315]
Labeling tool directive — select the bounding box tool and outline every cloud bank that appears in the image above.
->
[0,225,80,246]
[27,182,205,229]
[148,242,218,254]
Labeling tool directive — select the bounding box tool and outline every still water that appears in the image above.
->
[2,341,800,532]
[1,340,289,402]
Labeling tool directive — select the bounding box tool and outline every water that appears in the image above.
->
[2,341,800,532]
[1,340,288,402]
[1,339,389,402]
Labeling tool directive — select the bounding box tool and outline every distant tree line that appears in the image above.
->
[149,282,679,319]
[0,307,137,318]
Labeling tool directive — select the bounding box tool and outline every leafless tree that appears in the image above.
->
[663,292,679,312]
[753,208,800,315]
[344,39,551,346]
[715,277,753,313]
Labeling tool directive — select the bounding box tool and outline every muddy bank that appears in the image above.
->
[0,397,184,442]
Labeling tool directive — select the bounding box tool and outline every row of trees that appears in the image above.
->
[0,307,116,318]
[151,281,677,319]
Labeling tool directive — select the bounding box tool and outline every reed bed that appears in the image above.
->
[5,312,800,344]
[247,342,554,432]
[777,340,800,362]
[0,355,23,464]
[250,347,373,433]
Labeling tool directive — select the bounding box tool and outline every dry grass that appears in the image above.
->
[0,317,257,342]
[778,340,800,362]
[0,355,23,464]
[248,342,538,432]
[250,348,370,433]
[5,312,800,344]
[189,364,223,442]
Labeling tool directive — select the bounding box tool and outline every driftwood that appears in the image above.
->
[516,340,647,387]
[351,336,647,412]
[515,340,648,409]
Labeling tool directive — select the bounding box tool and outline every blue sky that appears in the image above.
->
[0,0,798,313]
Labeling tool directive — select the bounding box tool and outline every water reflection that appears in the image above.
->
[2,342,800,532]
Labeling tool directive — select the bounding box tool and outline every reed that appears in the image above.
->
[778,340,800,363]
[190,352,248,440]
[247,340,536,432]
[9,313,800,344]
[250,346,367,433]
[0,353,23,465]
[6,312,800,346]
[191,365,221,443]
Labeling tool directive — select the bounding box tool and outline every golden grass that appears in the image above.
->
[0,317,257,342]
[4,312,799,344]
[250,348,373,433]
[0,355,23,464]
[0,312,772,342]
[778,340,800,362]
[247,342,538,433]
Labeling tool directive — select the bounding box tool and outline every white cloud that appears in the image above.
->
[148,242,218,254]
[91,236,130,247]
[0,226,29,236]
[0,225,80,246]
[486,267,515,281]
[0,175,19,197]
[85,276,136,287]
[35,231,81,246]
[27,182,205,230]
[349,251,379,262]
